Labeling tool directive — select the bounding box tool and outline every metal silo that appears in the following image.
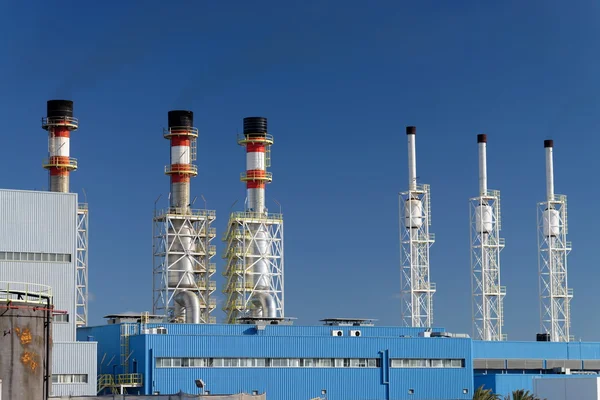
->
[0,282,53,400]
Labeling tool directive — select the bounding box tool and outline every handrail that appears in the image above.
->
[42,157,78,169]
[0,281,52,303]
[42,116,79,128]
[240,171,273,181]
[155,208,216,218]
[163,126,199,138]
[237,133,274,145]
[164,164,198,175]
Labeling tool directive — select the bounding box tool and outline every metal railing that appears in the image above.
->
[42,116,79,129]
[237,133,274,145]
[164,164,198,175]
[42,157,78,169]
[0,281,52,304]
[240,171,273,181]
[229,211,283,222]
[155,208,216,218]
[163,126,199,138]
[116,373,143,386]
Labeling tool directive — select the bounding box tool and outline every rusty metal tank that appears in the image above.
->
[0,282,53,400]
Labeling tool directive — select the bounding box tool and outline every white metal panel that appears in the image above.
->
[51,341,98,396]
[534,377,600,400]
[0,190,77,253]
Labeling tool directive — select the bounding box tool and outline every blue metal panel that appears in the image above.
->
[83,323,472,400]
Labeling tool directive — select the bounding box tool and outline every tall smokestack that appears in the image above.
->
[166,110,197,210]
[478,134,488,196]
[222,117,284,323]
[42,100,78,192]
[544,139,554,201]
[406,126,417,191]
[243,117,270,213]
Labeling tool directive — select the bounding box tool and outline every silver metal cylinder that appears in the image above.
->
[49,175,69,193]
[171,182,190,209]
[174,291,202,323]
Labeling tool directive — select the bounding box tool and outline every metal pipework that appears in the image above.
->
[42,100,78,193]
[164,110,201,323]
[545,139,554,201]
[406,126,417,191]
[478,134,488,196]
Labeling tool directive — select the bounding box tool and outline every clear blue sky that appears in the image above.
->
[1,1,599,340]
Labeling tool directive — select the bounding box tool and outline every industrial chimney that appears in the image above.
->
[42,100,78,193]
[152,110,217,324]
[470,134,506,341]
[538,139,573,342]
[399,126,435,328]
[222,117,285,324]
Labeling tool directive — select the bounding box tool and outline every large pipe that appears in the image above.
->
[174,291,202,324]
[478,134,488,196]
[545,140,554,201]
[407,126,417,191]
[42,100,78,193]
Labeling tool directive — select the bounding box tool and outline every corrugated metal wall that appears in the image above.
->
[0,189,77,342]
[474,340,600,360]
[82,324,473,400]
[52,342,98,396]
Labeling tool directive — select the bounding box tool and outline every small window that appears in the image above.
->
[54,314,69,323]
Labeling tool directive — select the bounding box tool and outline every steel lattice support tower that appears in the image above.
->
[538,139,573,342]
[399,126,435,328]
[42,99,89,327]
[152,110,217,324]
[222,117,284,324]
[76,204,89,327]
[470,134,506,341]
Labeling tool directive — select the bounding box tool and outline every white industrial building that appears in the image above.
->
[0,189,97,396]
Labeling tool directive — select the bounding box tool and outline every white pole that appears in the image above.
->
[407,126,417,191]
[478,134,487,196]
[545,140,554,201]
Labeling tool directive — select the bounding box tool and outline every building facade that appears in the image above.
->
[80,321,473,400]
[0,189,97,396]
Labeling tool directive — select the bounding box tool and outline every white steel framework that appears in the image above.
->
[222,211,284,324]
[470,191,506,341]
[152,208,217,324]
[538,140,573,342]
[400,185,435,327]
[75,203,89,327]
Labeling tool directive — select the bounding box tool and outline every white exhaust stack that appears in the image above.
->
[400,126,435,328]
[471,134,506,341]
[538,139,573,342]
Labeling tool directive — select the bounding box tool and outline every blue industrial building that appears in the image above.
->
[79,315,600,400]
[80,318,473,400]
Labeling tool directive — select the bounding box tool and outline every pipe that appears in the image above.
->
[406,126,417,191]
[545,140,554,201]
[478,134,487,196]
[174,291,202,324]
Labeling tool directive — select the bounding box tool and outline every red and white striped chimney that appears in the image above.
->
[240,117,273,213]
[164,110,198,210]
[42,100,78,193]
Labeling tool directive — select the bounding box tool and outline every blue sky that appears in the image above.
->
[1,1,599,340]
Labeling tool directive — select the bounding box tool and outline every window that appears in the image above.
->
[390,358,465,369]
[52,374,88,384]
[0,251,71,263]
[54,314,69,323]
[156,357,380,369]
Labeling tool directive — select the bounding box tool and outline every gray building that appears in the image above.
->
[0,189,97,396]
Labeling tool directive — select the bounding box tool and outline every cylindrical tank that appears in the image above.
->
[476,204,493,233]
[404,199,423,229]
[0,284,52,400]
[47,99,73,118]
[543,208,560,237]
[244,117,268,137]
